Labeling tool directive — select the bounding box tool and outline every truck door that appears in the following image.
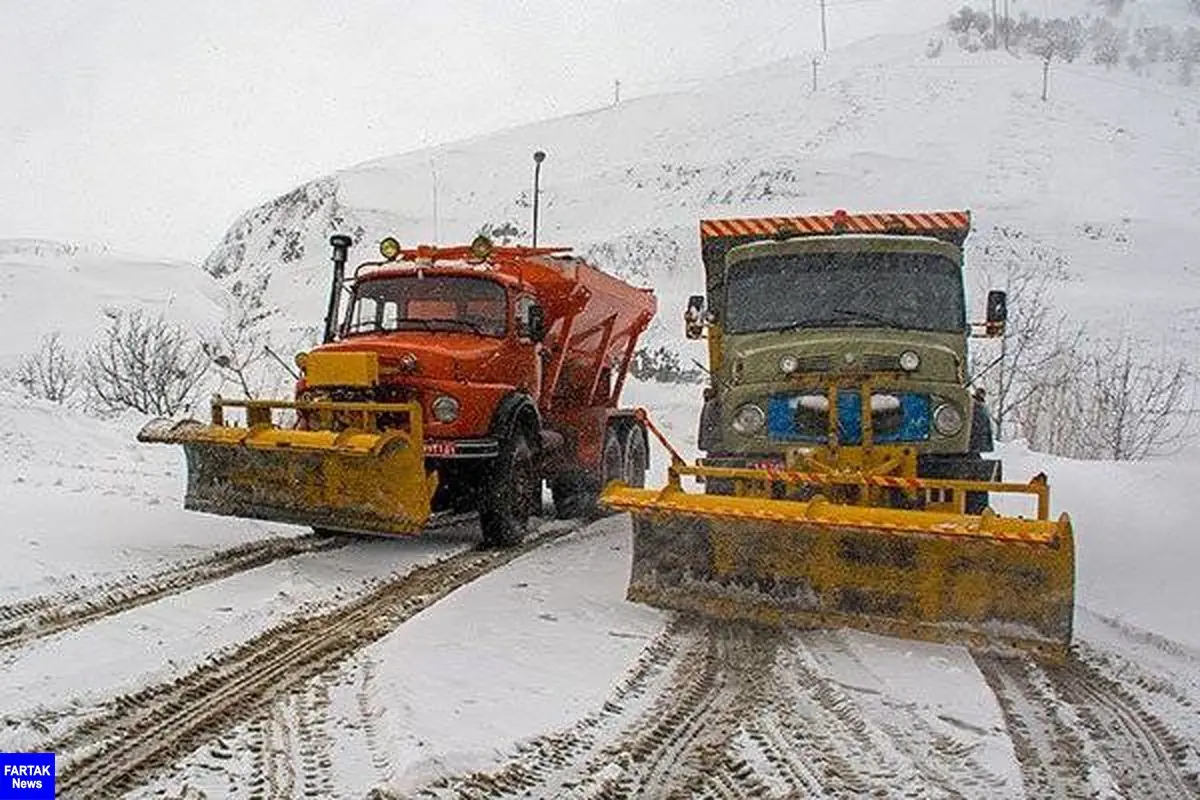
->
[514,294,544,402]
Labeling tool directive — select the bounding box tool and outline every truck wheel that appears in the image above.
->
[479,429,538,548]
[551,472,597,519]
[601,427,623,486]
[621,424,648,489]
[965,459,1000,515]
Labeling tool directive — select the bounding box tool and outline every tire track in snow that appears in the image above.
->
[0,532,350,651]
[976,655,1099,800]
[424,621,789,800]
[426,621,1023,799]
[47,521,580,800]
[419,618,692,798]
[603,624,749,799]
[979,653,1200,800]
[777,634,934,799]
[1044,657,1200,799]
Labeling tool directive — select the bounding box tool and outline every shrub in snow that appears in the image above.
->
[83,308,210,417]
[968,226,1072,441]
[202,271,281,399]
[1090,18,1127,68]
[948,7,990,37]
[1018,335,1195,461]
[631,346,704,385]
[15,332,78,405]
[477,220,524,245]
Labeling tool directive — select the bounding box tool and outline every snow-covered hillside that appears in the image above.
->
[200,9,1200,366]
[2,4,1200,797]
[0,239,225,368]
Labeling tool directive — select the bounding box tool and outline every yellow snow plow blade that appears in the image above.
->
[138,397,437,535]
[601,416,1075,661]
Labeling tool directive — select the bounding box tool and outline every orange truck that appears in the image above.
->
[139,234,658,546]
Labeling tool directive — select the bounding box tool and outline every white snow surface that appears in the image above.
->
[1,5,1199,797]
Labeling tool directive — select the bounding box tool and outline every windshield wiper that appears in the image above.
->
[419,318,489,335]
[830,308,898,328]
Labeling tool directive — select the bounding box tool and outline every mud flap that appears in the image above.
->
[140,418,437,535]
[607,485,1074,661]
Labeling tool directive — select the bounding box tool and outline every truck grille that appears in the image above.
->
[794,355,834,372]
[786,353,901,373]
[297,386,416,431]
[858,353,903,372]
[767,391,930,444]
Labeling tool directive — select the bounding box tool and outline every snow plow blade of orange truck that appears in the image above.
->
[601,415,1075,661]
[137,397,437,535]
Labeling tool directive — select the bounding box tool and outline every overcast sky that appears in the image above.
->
[0,0,962,262]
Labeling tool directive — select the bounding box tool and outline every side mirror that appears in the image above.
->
[986,290,1007,337]
[526,304,546,342]
[684,294,706,340]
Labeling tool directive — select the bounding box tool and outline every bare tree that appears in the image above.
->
[969,226,1073,440]
[1078,335,1195,460]
[203,274,276,399]
[84,309,211,416]
[1015,331,1195,460]
[16,332,78,404]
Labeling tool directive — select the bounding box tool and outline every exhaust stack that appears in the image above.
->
[323,235,353,344]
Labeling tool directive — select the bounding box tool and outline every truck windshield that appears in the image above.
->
[343,275,507,337]
[724,252,965,334]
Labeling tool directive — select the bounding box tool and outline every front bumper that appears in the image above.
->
[423,438,499,459]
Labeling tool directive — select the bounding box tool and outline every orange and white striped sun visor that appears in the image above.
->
[699,210,971,240]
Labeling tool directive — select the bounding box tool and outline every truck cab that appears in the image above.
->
[690,211,1005,510]
[286,235,656,543]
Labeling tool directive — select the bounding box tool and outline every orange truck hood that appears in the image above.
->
[315,332,513,386]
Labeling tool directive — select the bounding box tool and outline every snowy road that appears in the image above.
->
[22,515,1173,800]
[2,396,1199,798]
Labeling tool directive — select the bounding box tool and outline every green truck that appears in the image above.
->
[688,209,1007,511]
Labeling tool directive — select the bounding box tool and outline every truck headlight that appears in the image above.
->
[899,350,920,372]
[779,355,799,374]
[731,403,766,435]
[431,395,460,423]
[932,402,964,436]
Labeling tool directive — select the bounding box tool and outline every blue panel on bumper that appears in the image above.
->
[767,392,930,444]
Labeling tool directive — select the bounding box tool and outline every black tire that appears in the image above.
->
[621,424,648,489]
[965,459,1001,515]
[601,426,623,486]
[479,428,539,548]
[551,425,624,520]
[964,406,997,514]
[551,471,597,519]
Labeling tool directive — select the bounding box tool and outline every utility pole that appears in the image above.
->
[811,58,819,92]
[819,0,828,53]
[991,0,998,49]
[1003,0,1010,51]
[531,151,546,247]
[1041,56,1051,101]
[429,153,440,244]
[613,78,621,106]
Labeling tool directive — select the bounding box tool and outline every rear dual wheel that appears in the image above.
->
[552,421,647,519]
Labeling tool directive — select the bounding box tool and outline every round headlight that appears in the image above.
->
[932,402,964,436]
[469,234,494,261]
[431,395,460,423]
[899,350,920,372]
[379,237,402,261]
[779,355,799,374]
[731,403,766,435]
